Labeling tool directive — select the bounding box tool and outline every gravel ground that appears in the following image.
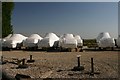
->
[0,50,119,79]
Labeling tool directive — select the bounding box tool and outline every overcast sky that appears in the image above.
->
[11,2,118,39]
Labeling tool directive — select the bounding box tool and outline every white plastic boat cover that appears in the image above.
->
[74,35,83,47]
[38,32,59,48]
[2,34,12,41]
[1,34,13,48]
[23,34,43,48]
[27,34,43,40]
[98,38,115,48]
[44,32,59,40]
[4,34,12,39]
[65,34,74,38]
[97,32,115,48]
[59,34,77,48]
[7,34,27,41]
[2,34,27,48]
[117,36,120,47]
[96,32,111,42]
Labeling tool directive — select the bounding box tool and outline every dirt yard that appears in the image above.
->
[0,50,119,79]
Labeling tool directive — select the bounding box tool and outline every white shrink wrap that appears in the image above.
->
[38,32,59,48]
[23,34,42,48]
[2,34,12,42]
[74,35,83,47]
[117,36,120,47]
[96,32,115,48]
[2,34,27,48]
[59,34,77,48]
[98,38,115,48]
[96,32,111,42]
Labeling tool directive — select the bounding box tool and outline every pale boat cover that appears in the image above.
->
[98,38,115,48]
[96,32,111,42]
[59,34,77,48]
[38,32,59,48]
[1,34,12,48]
[2,34,12,42]
[97,32,115,48]
[3,34,27,48]
[23,34,43,48]
[117,36,120,47]
[74,35,83,47]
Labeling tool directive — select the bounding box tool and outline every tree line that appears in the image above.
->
[2,2,14,38]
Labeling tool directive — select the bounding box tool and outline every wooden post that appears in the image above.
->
[30,55,32,61]
[22,59,25,65]
[91,58,94,75]
[1,56,3,62]
[77,55,81,67]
